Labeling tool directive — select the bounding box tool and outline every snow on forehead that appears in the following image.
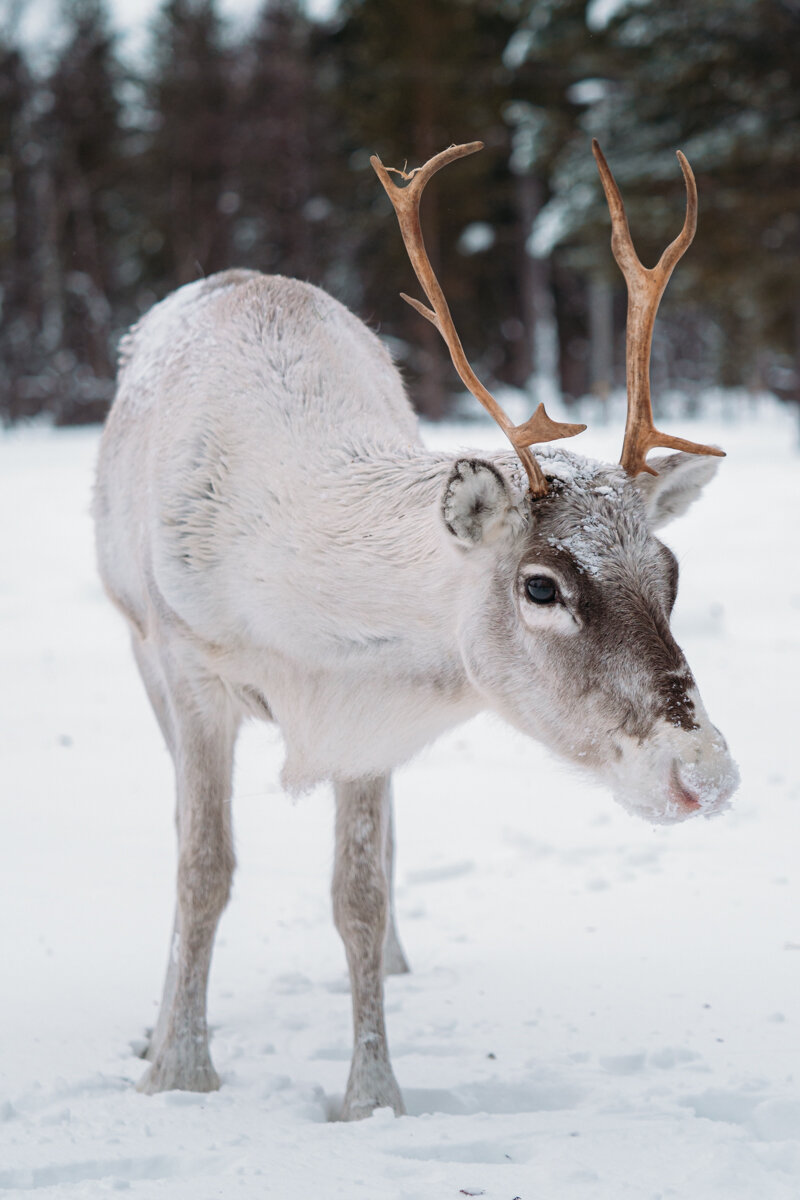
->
[534,448,650,578]
[537,446,623,488]
[536,446,631,499]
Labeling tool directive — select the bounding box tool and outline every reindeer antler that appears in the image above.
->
[592,139,725,477]
[371,142,586,497]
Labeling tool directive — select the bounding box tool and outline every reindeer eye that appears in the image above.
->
[525,575,557,605]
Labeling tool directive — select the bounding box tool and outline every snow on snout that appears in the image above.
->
[610,698,739,826]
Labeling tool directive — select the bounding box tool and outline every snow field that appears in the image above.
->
[1,404,799,1198]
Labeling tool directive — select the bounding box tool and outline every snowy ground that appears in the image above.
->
[1,403,799,1198]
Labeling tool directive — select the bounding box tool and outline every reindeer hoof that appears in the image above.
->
[340,1092,405,1121]
[340,1071,405,1121]
[137,1045,220,1094]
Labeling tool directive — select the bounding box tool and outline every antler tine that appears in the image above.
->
[592,139,725,477]
[371,143,586,497]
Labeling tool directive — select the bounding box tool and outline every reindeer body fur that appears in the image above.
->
[97,271,488,788]
[94,269,737,1117]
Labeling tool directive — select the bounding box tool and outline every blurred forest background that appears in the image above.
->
[1,0,799,425]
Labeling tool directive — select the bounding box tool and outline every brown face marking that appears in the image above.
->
[659,671,699,731]
[517,477,701,743]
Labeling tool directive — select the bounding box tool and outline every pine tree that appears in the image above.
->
[514,0,800,399]
[0,33,42,421]
[328,0,522,417]
[142,0,234,291]
[43,0,125,422]
[231,0,318,281]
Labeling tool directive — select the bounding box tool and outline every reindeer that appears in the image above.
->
[93,141,738,1120]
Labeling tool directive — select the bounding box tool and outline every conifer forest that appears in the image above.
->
[1,0,799,425]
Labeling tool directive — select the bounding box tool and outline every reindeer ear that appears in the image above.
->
[635,451,721,530]
[441,459,514,547]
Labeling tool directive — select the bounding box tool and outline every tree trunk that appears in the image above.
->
[409,10,446,420]
[588,275,613,418]
[516,171,560,404]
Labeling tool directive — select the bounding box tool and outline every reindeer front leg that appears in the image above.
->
[333,775,404,1120]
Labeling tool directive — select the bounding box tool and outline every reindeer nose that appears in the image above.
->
[669,751,739,818]
[669,761,702,813]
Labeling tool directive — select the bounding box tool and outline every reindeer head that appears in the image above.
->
[373,141,738,824]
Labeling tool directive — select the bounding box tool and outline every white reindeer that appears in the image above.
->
[93,141,738,1119]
